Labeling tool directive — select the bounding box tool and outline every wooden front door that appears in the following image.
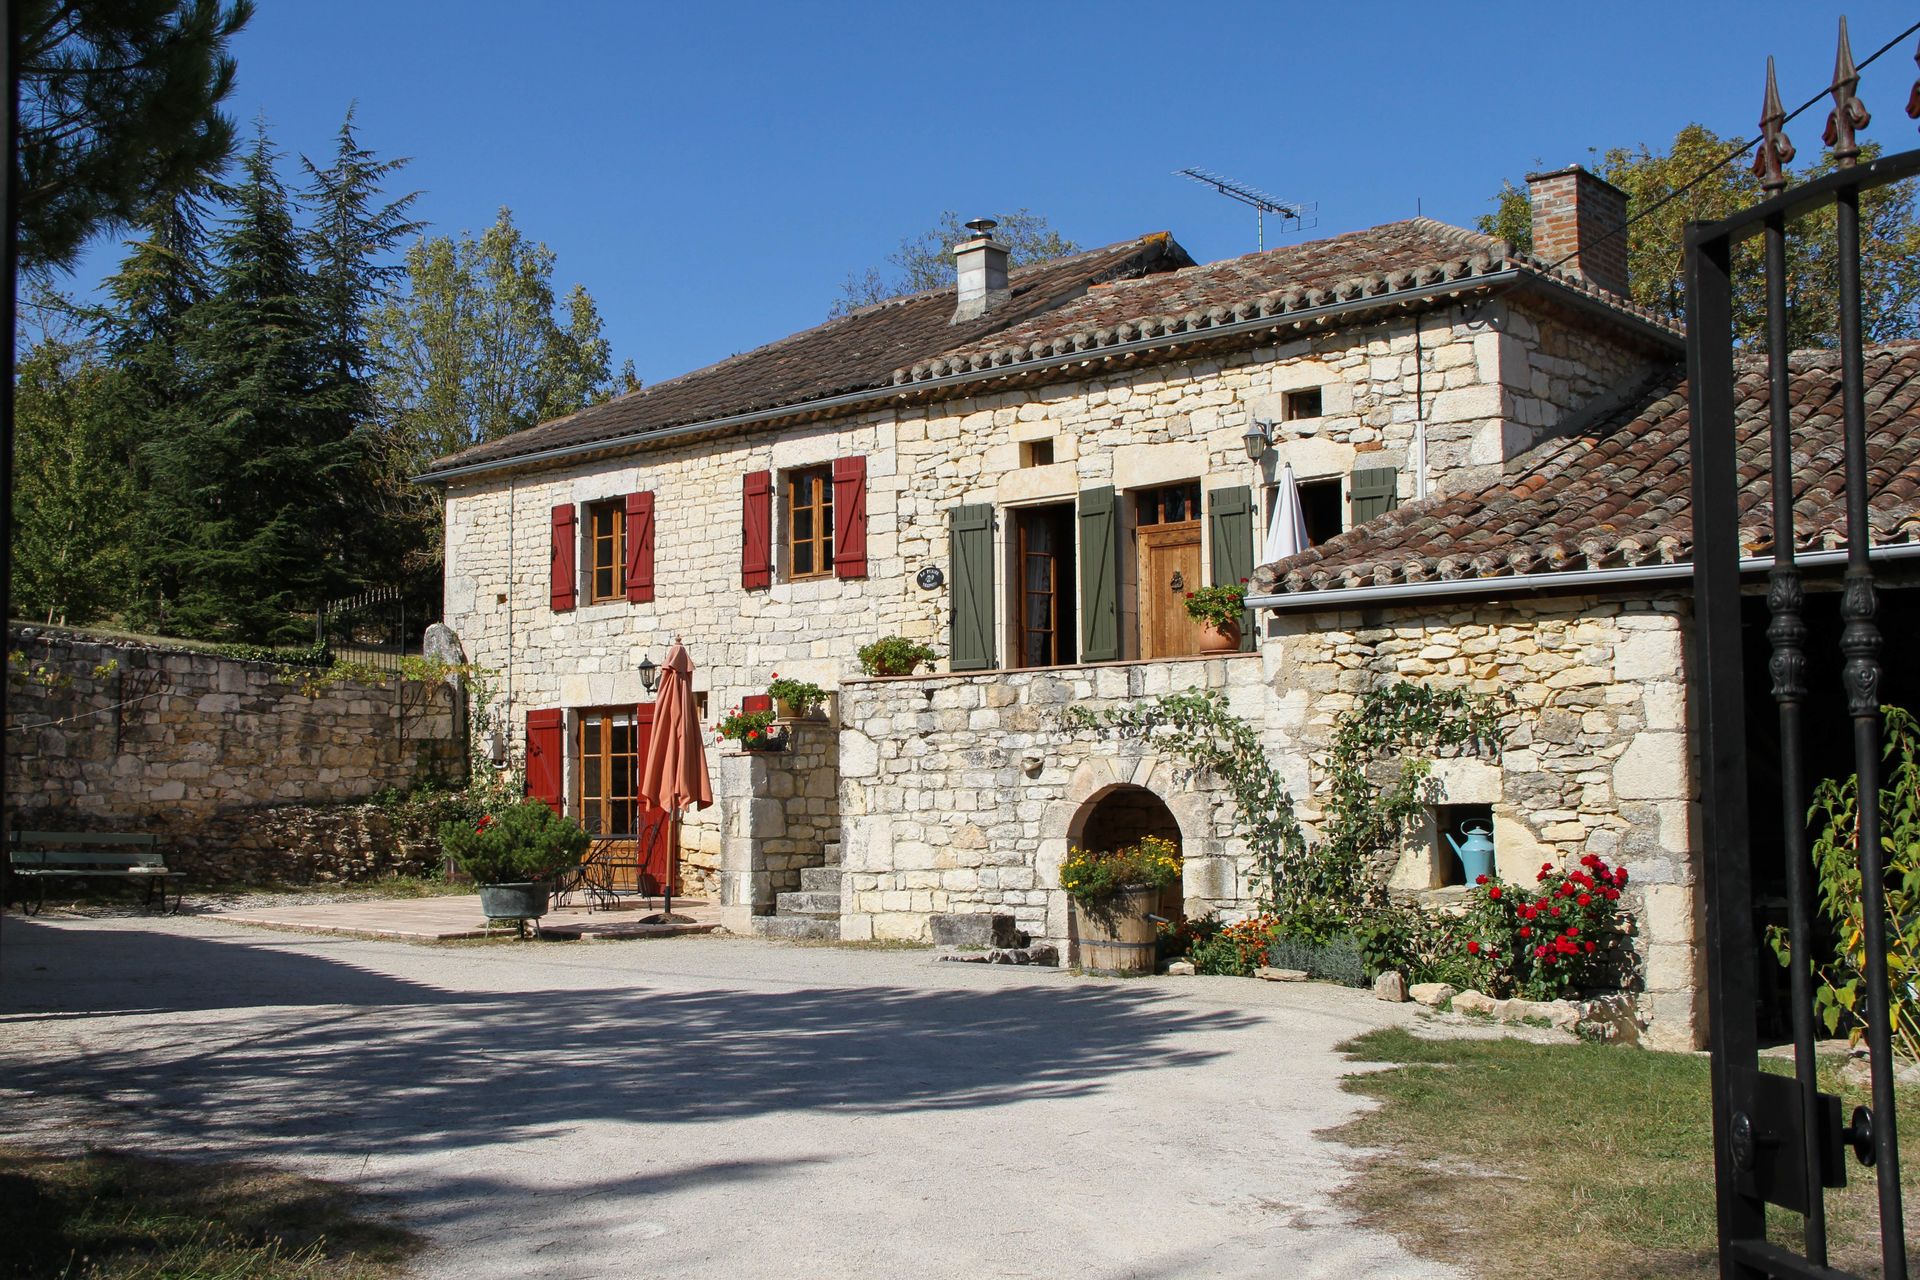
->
[1137,524,1204,658]
[576,705,674,894]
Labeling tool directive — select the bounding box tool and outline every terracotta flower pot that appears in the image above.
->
[1196,619,1241,653]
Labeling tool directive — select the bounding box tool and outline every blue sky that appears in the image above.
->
[59,0,1920,386]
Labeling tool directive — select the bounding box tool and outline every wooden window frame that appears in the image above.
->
[575,708,640,838]
[1133,481,1202,529]
[785,465,835,581]
[1283,387,1324,421]
[585,499,626,604]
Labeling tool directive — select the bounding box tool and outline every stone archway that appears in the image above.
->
[1035,753,1233,950]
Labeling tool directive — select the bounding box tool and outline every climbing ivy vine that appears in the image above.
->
[1063,681,1508,923]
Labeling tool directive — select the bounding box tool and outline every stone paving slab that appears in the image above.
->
[207,893,723,942]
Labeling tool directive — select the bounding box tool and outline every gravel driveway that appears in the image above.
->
[0,915,1461,1279]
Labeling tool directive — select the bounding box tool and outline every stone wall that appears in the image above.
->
[714,719,838,929]
[837,654,1265,947]
[6,627,463,883]
[441,301,1661,772]
[1261,593,1702,1049]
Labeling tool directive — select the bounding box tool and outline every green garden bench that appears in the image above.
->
[6,831,184,915]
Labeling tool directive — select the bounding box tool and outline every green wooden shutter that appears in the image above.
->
[1350,466,1400,524]
[1207,484,1255,651]
[949,504,996,672]
[1077,486,1120,663]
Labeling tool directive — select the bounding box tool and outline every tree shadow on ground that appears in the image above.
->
[0,920,1256,1160]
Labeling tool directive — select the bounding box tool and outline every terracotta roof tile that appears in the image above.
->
[423,234,1190,476]
[894,217,1678,384]
[423,217,1678,479]
[1251,343,1920,599]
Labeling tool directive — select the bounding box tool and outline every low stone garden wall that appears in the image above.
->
[6,626,464,883]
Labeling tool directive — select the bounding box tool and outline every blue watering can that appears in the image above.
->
[1445,821,1496,884]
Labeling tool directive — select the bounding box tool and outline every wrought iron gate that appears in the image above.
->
[318,586,409,672]
[1686,22,1918,1280]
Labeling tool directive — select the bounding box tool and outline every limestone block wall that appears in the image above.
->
[713,720,837,929]
[443,302,1655,780]
[1260,593,1702,1049]
[6,626,463,883]
[837,654,1266,947]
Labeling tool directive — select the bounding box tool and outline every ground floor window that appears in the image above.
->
[576,708,639,836]
[1134,482,1204,660]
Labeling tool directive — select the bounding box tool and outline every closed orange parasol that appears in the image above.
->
[637,639,711,920]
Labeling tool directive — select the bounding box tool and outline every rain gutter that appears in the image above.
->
[1246,543,1920,613]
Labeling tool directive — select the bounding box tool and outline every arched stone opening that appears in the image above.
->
[1072,784,1183,855]
[1036,753,1233,949]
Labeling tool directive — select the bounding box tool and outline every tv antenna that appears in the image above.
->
[1175,167,1317,251]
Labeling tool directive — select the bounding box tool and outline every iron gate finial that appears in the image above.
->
[1757,56,1797,192]
[1825,15,1872,165]
[1907,34,1919,124]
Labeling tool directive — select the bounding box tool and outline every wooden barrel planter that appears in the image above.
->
[1074,886,1158,976]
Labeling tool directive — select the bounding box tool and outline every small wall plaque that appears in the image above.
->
[916,566,945,590]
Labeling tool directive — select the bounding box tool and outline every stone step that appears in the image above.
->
[750,914,839,941]
[822,841,842,866]
[774,890,841,918]
[799,865,844,893]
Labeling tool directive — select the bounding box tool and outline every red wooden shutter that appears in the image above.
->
[526,709,565,815]
[550,504,578,612]
[742,470,773,589]
[625,490,655,603]
[832,455,868,579]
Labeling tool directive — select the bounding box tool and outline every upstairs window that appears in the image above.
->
[1284,387,1324,420]
[1297,477,1343,545]
[787,466,835,580]
[586,500,625,603]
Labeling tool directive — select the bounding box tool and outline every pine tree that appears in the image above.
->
[96,189,216,626]
[12,318,136,624]
[142,127,360,642]
[299,106,433,612]
[16,0,253,272]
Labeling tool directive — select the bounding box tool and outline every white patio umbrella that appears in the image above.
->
[1411,419,1431,501]
[1263,462,1310,564]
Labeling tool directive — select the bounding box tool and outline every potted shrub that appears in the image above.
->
[767,673,827,720]
[1184,583,1246,653]
[857,636,938,677]
[1060,835,1183,976]
[718,705,785,751]
[438,800,589,925]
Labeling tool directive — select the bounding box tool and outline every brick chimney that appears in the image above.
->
[952,217,1010,322]
[1525,165,1630,298]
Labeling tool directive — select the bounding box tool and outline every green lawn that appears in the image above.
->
[1332,1030,1919,1279]
[0,1146,416,1279]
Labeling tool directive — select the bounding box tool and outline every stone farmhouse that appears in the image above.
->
[420,167,1920,1053]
